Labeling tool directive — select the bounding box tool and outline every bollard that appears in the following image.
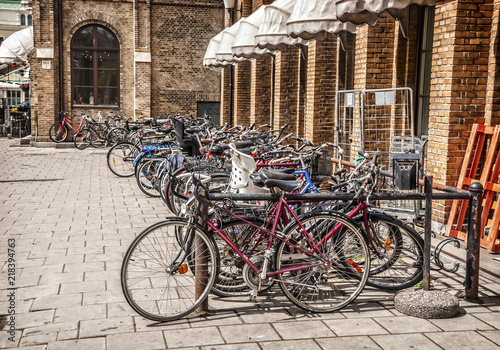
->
[465,182,483,299]
[195,202,210,313]
[423,175,433,291]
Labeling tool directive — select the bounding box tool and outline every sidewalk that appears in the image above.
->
[0,138,499,350]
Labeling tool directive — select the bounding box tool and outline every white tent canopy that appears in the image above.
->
[335,0,436,35]
[203,32,229,67]
[232,6,272,59]
[0,27,34,63]
[215,18,248,64]
[254,0,307,51]
[0,82,21,89]
[286,0,357,40]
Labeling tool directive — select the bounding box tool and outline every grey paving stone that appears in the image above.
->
[260,339,322,350]
[46,337,106,350]
[371,333,441,350]
[188,310,243,328]
[315,336,382,350]
[373,316,441,334]
[39,272,84,285]
[200,343,260,350]
[79,316,134,338]
[237,308,292,324]
[425,330,500,349]
[323,318,389,337]
[219,323,281,343]
[472,311,500,329]
[54,304,107,323]
[272,320,335,340]
[59,280,106,294]
[428,313,494,331]
[163,327,225,348]
[134,315,189,332]
[15,310,55,329]
[480,330,500,346]
[107,331,166,350]
[32,293,82,311]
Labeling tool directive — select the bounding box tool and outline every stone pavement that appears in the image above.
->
[0,137,499,350]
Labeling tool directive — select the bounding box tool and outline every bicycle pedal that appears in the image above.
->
[249,290,258,302]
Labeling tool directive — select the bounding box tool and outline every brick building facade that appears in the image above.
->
[217,0,500,223]
[30,0,224,140]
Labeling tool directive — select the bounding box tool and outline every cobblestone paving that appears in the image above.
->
[0,138,499,349]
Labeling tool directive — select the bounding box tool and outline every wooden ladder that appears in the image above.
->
[446,124,500,253]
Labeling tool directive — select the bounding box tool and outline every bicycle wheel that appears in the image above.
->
[136,158,163,197]
[49,122,68,143]
[275,212,370,312]
[106,142,140,177]
[107,127,129,147]
[121,219,218,322]
[212,218,271,297]
[363,213,424,290]
[73,128,94,150]
[169,168,227,215]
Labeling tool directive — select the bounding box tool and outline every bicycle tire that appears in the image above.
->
[363,213,424,290]
[275,212,370,313]
[73,128,94,150]
[107,127,129,147]
[49,122,68,143]
[121,219,218,322]
[168,167,227,215]
[211,217,271,297]
[136,158,163,197]
[106,142,141,177]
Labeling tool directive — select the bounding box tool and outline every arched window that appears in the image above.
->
[20,14,25,26]
[71,25,119,107]
[28,15,32,26]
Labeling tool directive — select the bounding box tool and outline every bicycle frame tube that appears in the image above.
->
[206,196,327,277]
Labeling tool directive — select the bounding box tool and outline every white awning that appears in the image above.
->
[0,27,34,63]
[203,32,229,67]
[0,82,21,89]
[215,18,249,64]
[255,0,307,51]
[232,6,272,59]
[286,0,357,41]
[335,0,436,33]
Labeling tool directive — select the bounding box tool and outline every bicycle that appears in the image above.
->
[121,175,371,321]
[49,112,89,143]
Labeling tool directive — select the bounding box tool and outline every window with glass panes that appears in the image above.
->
[71,25,119,107]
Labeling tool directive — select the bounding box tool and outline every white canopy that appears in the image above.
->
[335,0,436,28]
[203,32,229,67]
[255,0,307,51]
[215,18,248,64]
[286,0,357,40]
[232,6,272,59]
[0,27,34,63]
[0,82,21,89]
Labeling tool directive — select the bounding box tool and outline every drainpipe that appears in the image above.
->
[57,0,64,116]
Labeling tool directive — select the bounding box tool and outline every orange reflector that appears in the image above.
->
[385,237,391,250]
[348,259,362,273]
[113,158,116,165]
[178,264,188,274]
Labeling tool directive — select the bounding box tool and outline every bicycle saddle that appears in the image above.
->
[263,178,302,192]
[260,169,297,181]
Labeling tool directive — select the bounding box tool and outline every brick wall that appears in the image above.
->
[250,56,272,126]
[150,3,223,117]
[31,0,223,139]
[304,35,337,145]
[31,0,57,139]
[273,48,300,134]
[485,0,500,124]
[427,0,493,222]
[234,60,251,126]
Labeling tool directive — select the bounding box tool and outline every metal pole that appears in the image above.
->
[423,175,433,291]
[195,203,209,313]
[465,182,483,299]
